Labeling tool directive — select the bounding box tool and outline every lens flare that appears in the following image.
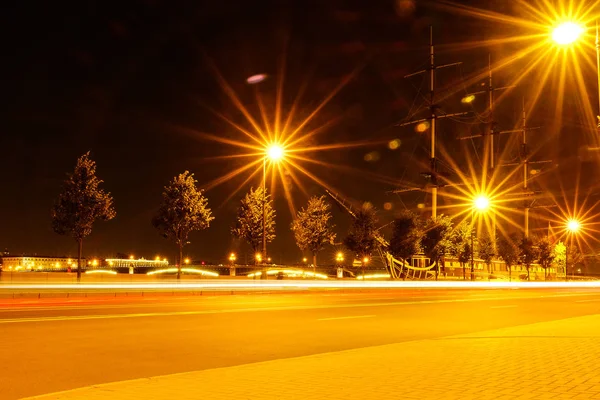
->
[552,22,584,46]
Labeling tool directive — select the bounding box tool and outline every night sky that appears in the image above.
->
[1,1,597,264]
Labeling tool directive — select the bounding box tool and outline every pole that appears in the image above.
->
[470,210,475,281]
[565,242,569,282]
[429,25,438,219]
[596,21,600,132]
[488,55,497,251]
[522,98,529,238]
[262,158,267,279]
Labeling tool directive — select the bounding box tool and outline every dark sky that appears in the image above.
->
[1,0,597,263]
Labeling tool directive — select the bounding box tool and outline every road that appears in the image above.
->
[2,286,600,399]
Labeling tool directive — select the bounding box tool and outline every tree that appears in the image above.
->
[52,152,116,281]
[498,233,519,281]
[344,203,378,276]
[478,234,496,275]
[152,171,214,279]
[291,196,337,271]
[448,222,471,280]
[553,241,566,277]
[566,245,584,278]
[388,210,422,267]
[422,215,453,280]
[519,236,539,281]
[536,236,554,280]
[232,186,275,261]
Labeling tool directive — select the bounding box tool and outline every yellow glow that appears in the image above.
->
[567,219,581,232]
[255,253,263,261]
[147,268,218,277]
[85,270,117,275]
[266,144,285,161]
[155,256,160,261]
[336,252,344,262]
[357,273,391,280]
[362,257,370,264]
[474,195,490,211]
[302,257,307,263]
[247,268,328,279]
[184,258,190,265]
[461,94,476,104]
[129,255,134,260]
[552,22,584,45]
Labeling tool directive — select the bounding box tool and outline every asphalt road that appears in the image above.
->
[2,287,600,399]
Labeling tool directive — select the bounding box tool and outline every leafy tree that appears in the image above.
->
[449,222,471,280]
[478,234,496,274]
[344,203,378,275]
[152,171,214,279]
[52,152,116,281]
[232,186,275,262]
[553,241,566,277]
[291,196,337,271]
[536,236,554,280]
[422,215,453,279]
[566,245,584,278]
[498,233,519,281]
[388,210,422,266]
[519,236,539,281]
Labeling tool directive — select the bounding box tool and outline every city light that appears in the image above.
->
[129,255,134,260]
[335,252,344,262]
[147,268,219,277]
[184,258,190,265]
[255,253,263,262]
[85,270,117,275]
[362,257,370,264]
[567,219,581,233]
[228,253,237,263]
[266,144,285,161]
[473,195,490,211]
[552,21,584,46]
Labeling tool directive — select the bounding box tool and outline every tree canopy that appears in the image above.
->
[291,196,336,267]
[232,186,276,255]
[388,210,422,263]
[422,215,453,273]
[52,152,116,280]
[343,203,379,259]
[152,171,214,278]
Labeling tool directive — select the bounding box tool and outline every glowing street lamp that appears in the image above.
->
[552,22,584,46]
[565,219,582,281]
[261,143,285,273]
[567,219,581,233]
[335,252,344,263]
[184,258,190,265]
[550,20,600,131]
[228,253,237,263]
[473,195,490,211]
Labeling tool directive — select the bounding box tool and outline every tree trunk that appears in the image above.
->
[526,265,530,281]
[177,242,183,280]
[462,263,466,280]
[508,266,511,282]
[77,238,83,282]
[312,253,317,276]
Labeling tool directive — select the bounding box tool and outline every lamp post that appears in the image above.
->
[261,144,284,278]
[228,252,237,277]
[471,195,491,281]
[565,219,581,281]
[551,21,600,131]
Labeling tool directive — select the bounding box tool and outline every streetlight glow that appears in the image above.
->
[474,195,490,211]
[567,219,581,233]
[552,22,584,45]
[266,144,284,161]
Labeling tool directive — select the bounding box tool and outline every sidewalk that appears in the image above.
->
[26,314,600,400]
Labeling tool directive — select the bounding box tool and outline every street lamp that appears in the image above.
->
[552,22,584,45]
[565,219,581,281]
[184,258,190,265]
[336,252,344,263]
[470,194,491,280]
[551,21,600,131]
[261,143,285,274]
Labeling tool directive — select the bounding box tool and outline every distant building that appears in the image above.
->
[1,256,86,271]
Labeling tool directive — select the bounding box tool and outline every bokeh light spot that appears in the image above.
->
[388,139,401,150]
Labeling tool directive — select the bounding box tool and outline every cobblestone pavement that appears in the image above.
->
[25,314,600,400]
